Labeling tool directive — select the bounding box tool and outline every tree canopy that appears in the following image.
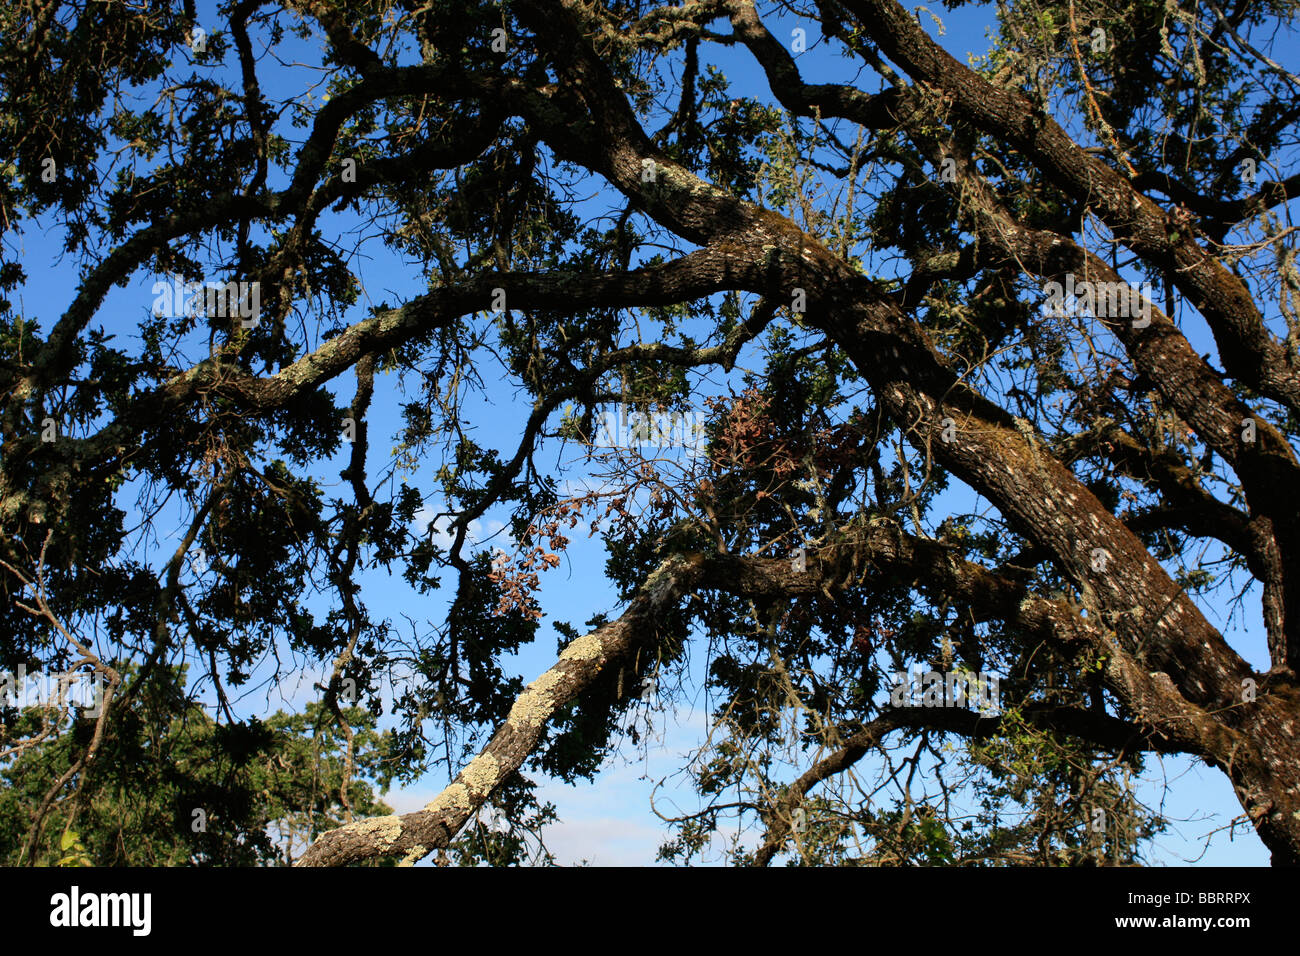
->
[2,0,1299,866]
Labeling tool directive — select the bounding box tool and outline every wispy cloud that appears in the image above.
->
[414,510,509,552]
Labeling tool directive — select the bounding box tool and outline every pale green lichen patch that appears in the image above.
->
[509,694,551,728]
[640,564,679,602]
[561,632,604,661]
[461,752,501,796]
[353,814,403,851]
[399,844,427,867]
[508,669,564,728]
[528,669,564,696]
[424,782,472,815]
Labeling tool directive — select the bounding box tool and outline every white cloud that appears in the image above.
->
[539,815,667,866]
[414,510,509,552]
[347,704,714,866]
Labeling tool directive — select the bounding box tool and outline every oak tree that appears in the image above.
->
[2,0,1299,866]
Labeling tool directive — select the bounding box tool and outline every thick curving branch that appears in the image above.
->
[297,552,708,866]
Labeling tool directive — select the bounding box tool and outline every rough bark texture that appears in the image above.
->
[289,0,1300,864]
[297,554,707,866]
[8,0,1298,867]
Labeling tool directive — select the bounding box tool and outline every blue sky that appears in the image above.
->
[6,0,1286,865]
